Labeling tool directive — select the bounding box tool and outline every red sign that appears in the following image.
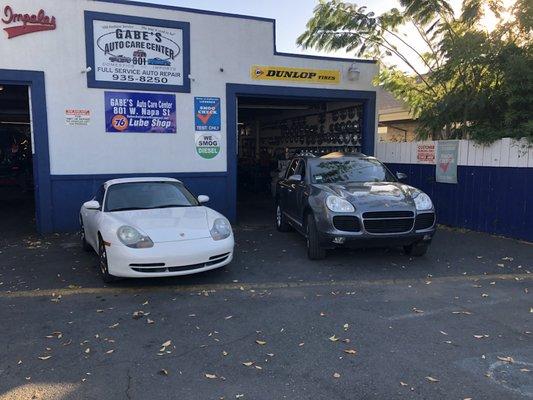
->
[1,5,56,39]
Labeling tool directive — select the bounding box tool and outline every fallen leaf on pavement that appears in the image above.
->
[343,349,357,355]
[497,356,514,363]
[205,373,217,379]
[106,350,114,354]
[147,319,154,324]
[161,340,172,348]
[329,335,339,342]
[426,376,439,383]
[400,382,408,386]
[108,323,119,329]
[242,362,254,367]
[255,340,267,346]
[159,369,168,376]
[333,372,341,379]
[38,356,51,360]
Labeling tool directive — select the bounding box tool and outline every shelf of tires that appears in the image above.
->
[238,105,363,160]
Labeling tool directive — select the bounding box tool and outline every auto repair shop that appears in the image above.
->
[0,0,377,233]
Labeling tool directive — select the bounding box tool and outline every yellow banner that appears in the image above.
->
[251,65,341,84]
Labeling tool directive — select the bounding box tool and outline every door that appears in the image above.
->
[278,158,300,216]
[285,159,304,220]
[292,159,309,224]
[83,184,105,247]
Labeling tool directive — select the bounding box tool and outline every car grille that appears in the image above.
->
[363,211,414,219]
[333,216,361,232]
[415,213,435,230]
[130,253,230,273]
[363,211,414,234]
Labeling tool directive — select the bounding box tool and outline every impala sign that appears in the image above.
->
[1,5,56,39]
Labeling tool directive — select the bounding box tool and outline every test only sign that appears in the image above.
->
[105,92,176,134]
[195,97,221,131]
[436,140,459,184]
[195,97,221,159]
[85,12,190,92]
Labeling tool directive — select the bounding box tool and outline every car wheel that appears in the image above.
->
[403,241,430,257]
[275,203,291,232]
[80,216,92,252]
[306,214,326,260]
[98,238,118,283]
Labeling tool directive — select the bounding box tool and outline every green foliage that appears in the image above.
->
[298,0,532,143]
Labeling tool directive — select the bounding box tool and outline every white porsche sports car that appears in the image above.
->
[79,177,234,282]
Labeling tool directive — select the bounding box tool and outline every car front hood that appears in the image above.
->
[316,182,418,210]
[109,207,211,243]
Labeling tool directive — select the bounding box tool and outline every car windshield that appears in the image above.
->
[310,158,396,184]
[104,182,199,212]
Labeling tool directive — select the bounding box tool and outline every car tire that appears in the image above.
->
[80,216,92,253]
[275,203,291,232]
[306,214,326,260]
[403,241,430,257]
[98,237,118,283]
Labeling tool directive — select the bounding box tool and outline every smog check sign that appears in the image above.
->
[251,65,340,85]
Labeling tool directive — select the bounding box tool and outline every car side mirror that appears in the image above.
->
[198,195,210,204]
[396,172,408,180]
[288,174,302,182]
[83,200,100,210]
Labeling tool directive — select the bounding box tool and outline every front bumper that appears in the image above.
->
[105,236,234,278]
[315,211,436,248]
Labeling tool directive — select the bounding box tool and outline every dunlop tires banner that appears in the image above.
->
[251,65,340,84]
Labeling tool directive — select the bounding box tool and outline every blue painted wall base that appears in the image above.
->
[387,163,533,242]
[50,173,230,232]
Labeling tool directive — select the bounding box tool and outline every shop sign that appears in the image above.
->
[88,14,189,91]
[104,92,176,134]
[195,133,221,159]
[436,140,459,184]
[195,97,221,131]
[417,143,435,163]
[251,65,340,84]
[65,109,90,126]
[1,5,56,39]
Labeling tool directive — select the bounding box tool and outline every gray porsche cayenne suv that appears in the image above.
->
[275,152,436,259]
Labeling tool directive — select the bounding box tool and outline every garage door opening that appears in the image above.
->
[236,96,364,226]
[0,84,34,234]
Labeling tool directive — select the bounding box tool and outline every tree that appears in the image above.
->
[297,0,532,143]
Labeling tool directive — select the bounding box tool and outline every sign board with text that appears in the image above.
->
[417,143,436,164]
[251,65,340,85]
[85,12,190,92]
[436,140,459,184]
[104,92,176,134]
[195,97,221,131]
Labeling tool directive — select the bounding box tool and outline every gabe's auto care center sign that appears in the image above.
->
[92,20,184,87]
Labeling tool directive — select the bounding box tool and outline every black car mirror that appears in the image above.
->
[288,174,302,182]
[396,172,408,180]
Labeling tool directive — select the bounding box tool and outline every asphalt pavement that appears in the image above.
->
[0,195,532,399]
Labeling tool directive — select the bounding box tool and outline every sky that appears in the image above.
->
[131,0,399,59]
[130,0,502,71]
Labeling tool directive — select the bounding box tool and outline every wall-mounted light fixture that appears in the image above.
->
[347,62,360,81]
[0,85,4,91]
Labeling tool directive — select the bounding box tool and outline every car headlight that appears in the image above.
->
[413,192,433,211]
[117,226,154,248]
[326,195,355,213]
[210,218,232,241]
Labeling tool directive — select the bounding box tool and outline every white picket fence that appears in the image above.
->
[376,138,533,167]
